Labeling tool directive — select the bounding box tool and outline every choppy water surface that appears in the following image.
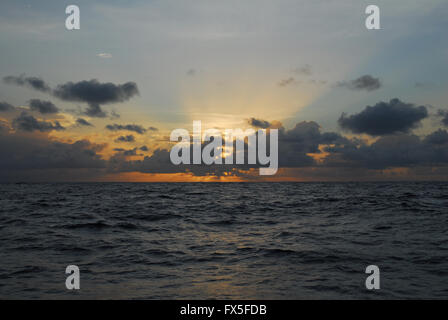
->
[0,182,447,299]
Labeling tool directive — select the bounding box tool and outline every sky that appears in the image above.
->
[0,0,447,182]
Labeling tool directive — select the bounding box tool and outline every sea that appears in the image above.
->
[0,182,447,299]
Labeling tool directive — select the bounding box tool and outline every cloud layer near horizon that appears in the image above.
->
[1,73,448,181]
[1,114,448,181]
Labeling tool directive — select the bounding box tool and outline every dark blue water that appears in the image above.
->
[0,182,447,299]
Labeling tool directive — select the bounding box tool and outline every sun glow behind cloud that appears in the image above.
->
[179,70,322,128]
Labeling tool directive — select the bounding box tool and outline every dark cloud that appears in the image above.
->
[0,129,106,172]
[337,75,381,91]
[148,126,158,132]
[28,99,59,114]
[3,75,51,93]
[83,103,107,118]
[423,129,448,145]
[76,118,94,127]
[12,112,65,132]
[53,79,139,105]
[115,135,135,143]
[248,118,271,129]
[52,79,138,118]
[277,121,348,167]
[437,109,448,127]
[113,147,141,156]
[123,149,138,156]
[140,145,149,151]
[106,123,147,134]
[324,130,448,169]
[0,102,15,112]
[65,104,109,119]
[338,98,428,135]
